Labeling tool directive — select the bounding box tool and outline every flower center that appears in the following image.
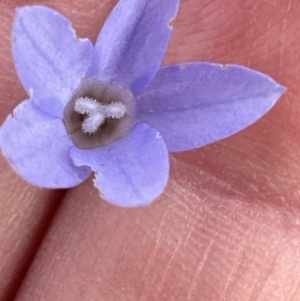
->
[74,97,127,134]
[63,78,135,150]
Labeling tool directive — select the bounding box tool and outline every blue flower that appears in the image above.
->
[0,1,285,207]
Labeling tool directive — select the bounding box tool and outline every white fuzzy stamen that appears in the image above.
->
[104,102,127,119]
[81,113,105,134]
[74,97,100,114]
[74,97,127,134]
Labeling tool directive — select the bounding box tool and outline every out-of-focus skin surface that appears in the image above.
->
[0,166,63,301]
[1,0,300,300]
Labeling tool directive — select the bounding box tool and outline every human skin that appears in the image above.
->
[1,0,300,300]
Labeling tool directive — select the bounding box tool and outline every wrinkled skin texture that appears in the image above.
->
[0,0,300,300]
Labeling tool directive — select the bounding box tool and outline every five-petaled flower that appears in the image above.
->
[0,0,285,207]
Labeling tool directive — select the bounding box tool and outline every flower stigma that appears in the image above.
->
[74,97,127,134]
[63,78,135,150]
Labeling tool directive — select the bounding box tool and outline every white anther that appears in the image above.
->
[74,97,127,134]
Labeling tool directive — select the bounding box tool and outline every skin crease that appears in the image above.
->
[1,0,300,300]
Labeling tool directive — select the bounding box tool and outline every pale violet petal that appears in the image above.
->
[13,6,93,117]
[89,0,179,96]
[0,100,91,188]
[135,63,286,152]
[70,124,169,207]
